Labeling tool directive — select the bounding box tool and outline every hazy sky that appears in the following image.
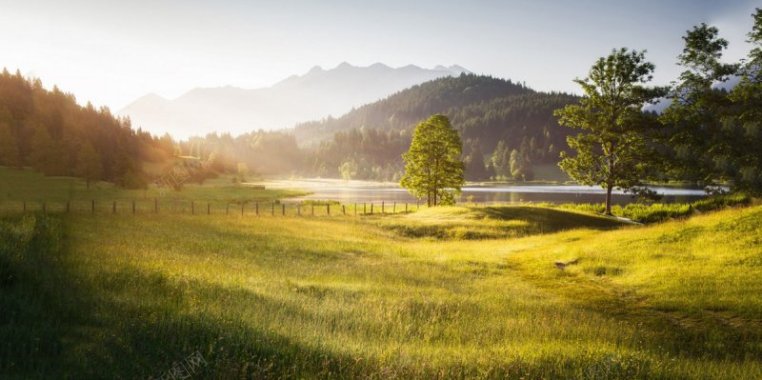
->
[0,0,758,111]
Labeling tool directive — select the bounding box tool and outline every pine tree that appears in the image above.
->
[0,122,21,167]
[509,148,533,181]
[401,114,464,206]
[29,125,56,175]
[75,141,103,189]
[490,140,510,180]
[465,141,489,181]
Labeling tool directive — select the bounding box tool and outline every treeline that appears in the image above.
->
[178,130,304,178]
[555,8,762,212]
[296,75,579,181]
[0,69,173,187]
[0,70,579,185]
[657,13,762,192]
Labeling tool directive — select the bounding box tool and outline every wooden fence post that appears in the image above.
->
[354,203,357,216]
[207,203,211,215]
[112,201,116,214]
[241,203,245,216]
[342,205,346,215]
[297,204,301,216]
[282,203,285,216]
[370,203,374,214]
[132,200,136,215]
[381,201,385,215]
[327,204,330,215]
[363,203,366,214]
[405,203,408,213]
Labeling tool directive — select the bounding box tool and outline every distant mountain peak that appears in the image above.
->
[137,92,168,102]
[119,62,475,138]
[400,64,422,70]
[335,61,353,69]
[448,65,471,74]
[307,65,324,74]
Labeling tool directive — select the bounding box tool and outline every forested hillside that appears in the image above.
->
[295,75,579,180]
[0,69,173,187]
[0,70,580,185]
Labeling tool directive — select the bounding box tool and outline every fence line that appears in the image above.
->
[0,199,535,217]
[0,199,451,217]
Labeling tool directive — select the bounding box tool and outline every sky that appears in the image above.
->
[0,0,758,111]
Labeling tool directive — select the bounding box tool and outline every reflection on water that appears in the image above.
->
[254,179,708,205]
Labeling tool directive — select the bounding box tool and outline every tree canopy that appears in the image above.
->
[0,69,173,187]
[555,48,667,215]
[400,115,464,206]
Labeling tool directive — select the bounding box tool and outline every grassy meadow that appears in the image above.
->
[0,167,306,210]
[1,167,761,379]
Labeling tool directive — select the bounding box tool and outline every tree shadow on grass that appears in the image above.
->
[3,214,758,379]
[384,206,625,240]
[479,206,624,232]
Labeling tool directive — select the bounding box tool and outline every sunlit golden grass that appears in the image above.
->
[374,205,624,240]
[2,203,761,378]
[0,166,306,207]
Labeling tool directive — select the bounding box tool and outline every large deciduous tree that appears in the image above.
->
[725,9,762,192]
[555,48,666,215]
[661,23,739,188]
[401,114,464,206]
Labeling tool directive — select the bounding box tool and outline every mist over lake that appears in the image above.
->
[261,179,709,204]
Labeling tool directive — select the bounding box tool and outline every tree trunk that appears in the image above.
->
[605,185,613,216]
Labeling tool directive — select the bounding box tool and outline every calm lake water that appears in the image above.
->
[257,179,708,205]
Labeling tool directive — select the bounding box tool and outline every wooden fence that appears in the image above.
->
[0,199,431,217]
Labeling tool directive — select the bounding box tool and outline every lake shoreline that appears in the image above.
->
[249,178,710,205]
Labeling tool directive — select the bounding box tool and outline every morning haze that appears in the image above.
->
[0,0,756,111]
[1,1,761,379]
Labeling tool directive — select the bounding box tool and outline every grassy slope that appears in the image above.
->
[1,203,760,379]
[0,166,306,206]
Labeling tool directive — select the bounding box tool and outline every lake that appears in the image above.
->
[256,179,709,205]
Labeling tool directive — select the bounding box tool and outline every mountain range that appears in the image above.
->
[118,63,470,138]
[295,74,579,180]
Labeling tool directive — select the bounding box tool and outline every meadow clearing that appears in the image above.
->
[1,168,761,379]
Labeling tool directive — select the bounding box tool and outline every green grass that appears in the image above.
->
[1,203,761,379]
[553,192,753,223]
[375,205,624,239]
[0,166,307,206]
[1,166,760,378]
